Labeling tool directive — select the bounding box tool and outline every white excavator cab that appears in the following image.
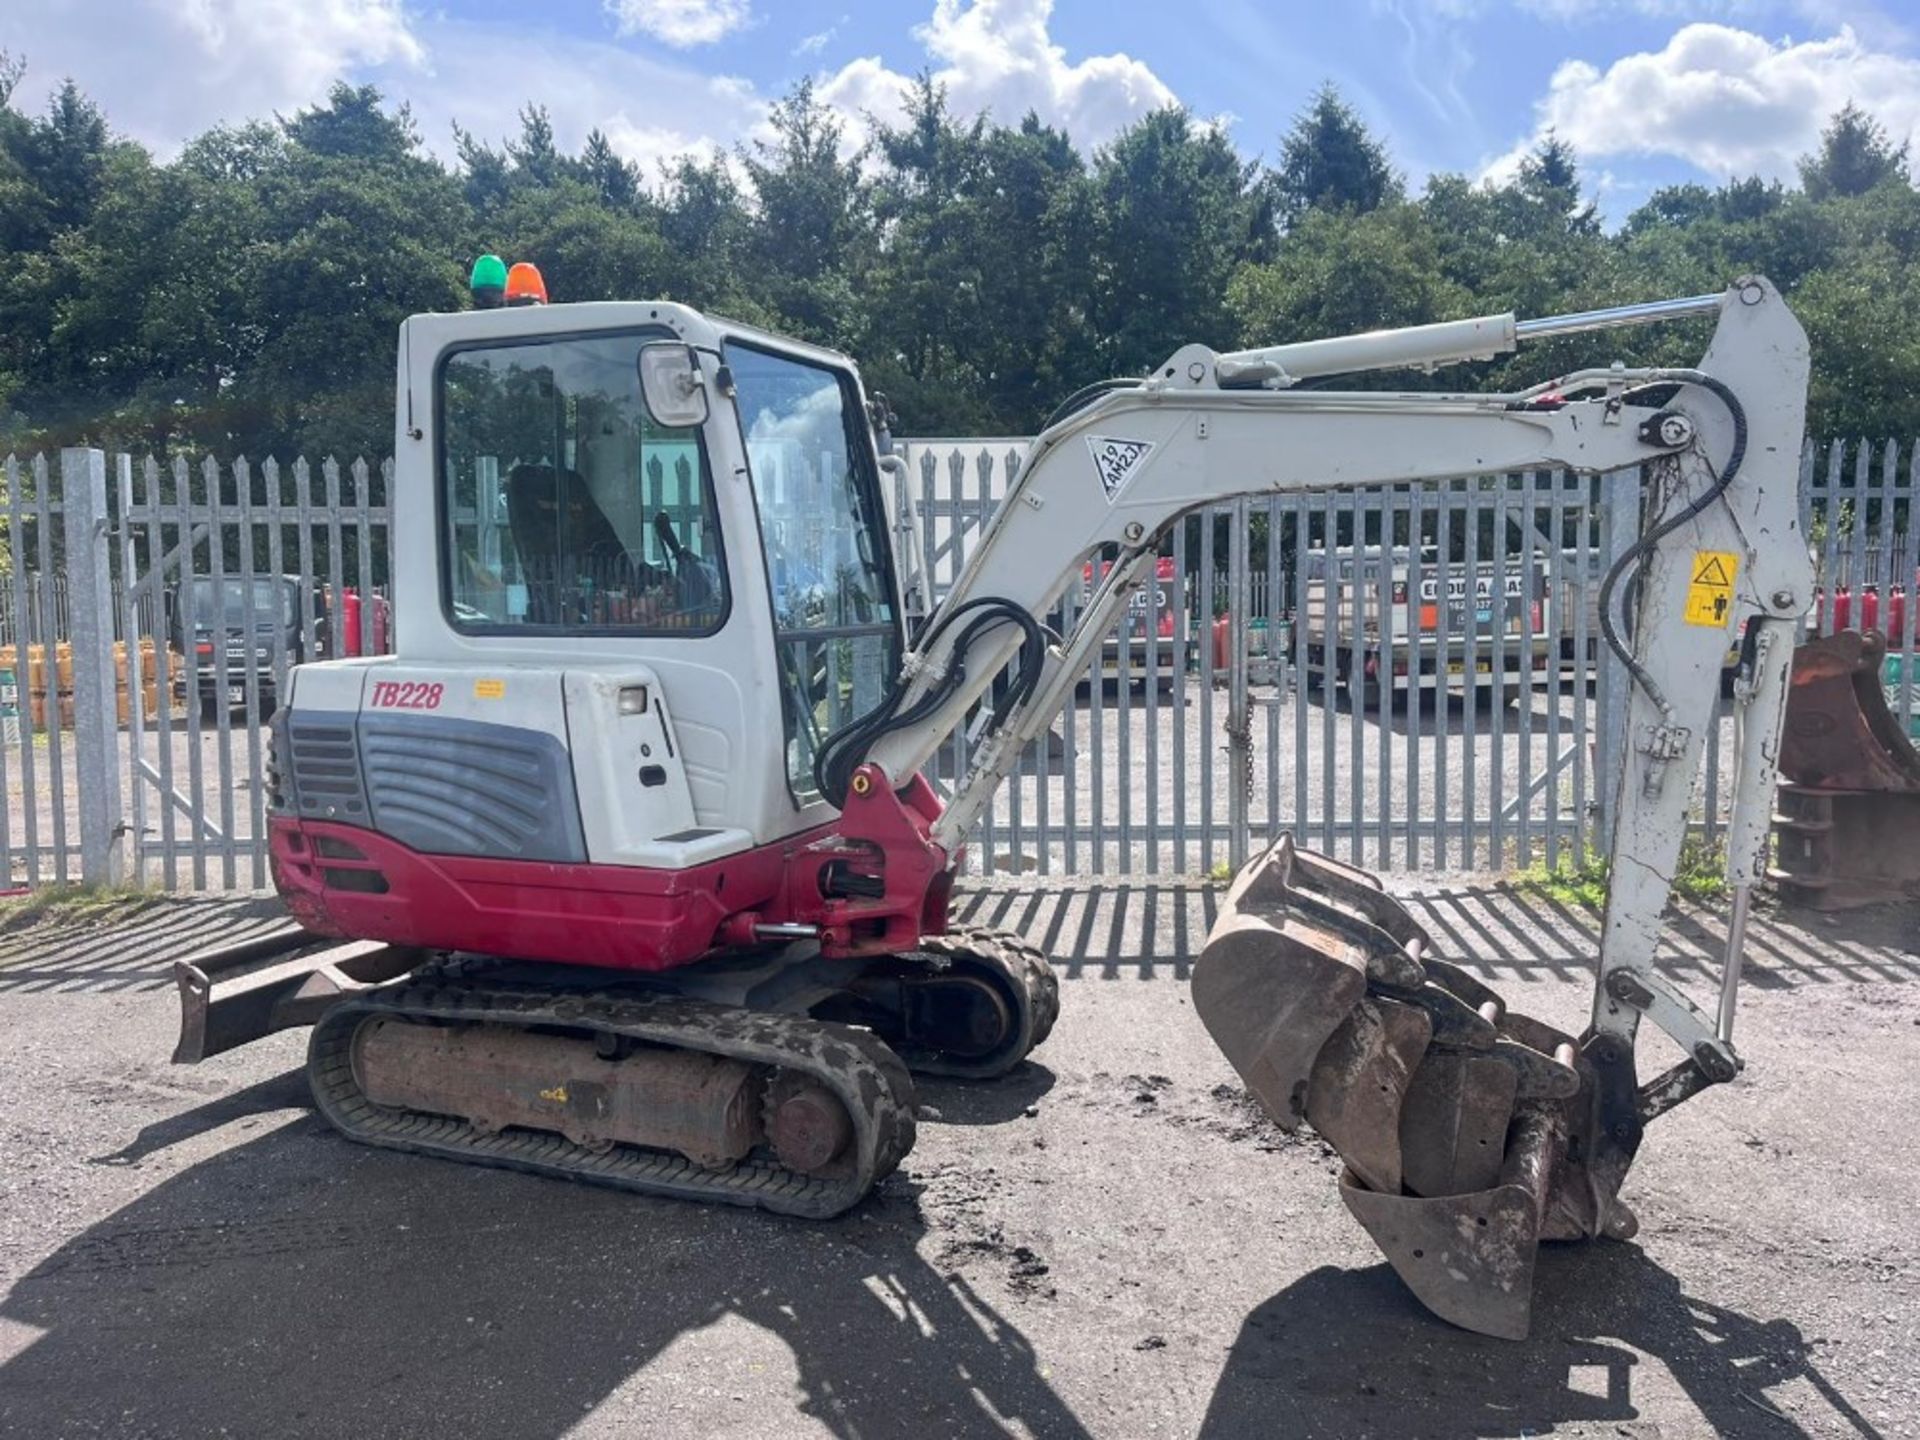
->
[368,301,908,869]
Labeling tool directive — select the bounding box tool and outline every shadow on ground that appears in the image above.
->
[1202,1248,1883,1440]
[0,1065,1091,1440]
[953,880,1920,987]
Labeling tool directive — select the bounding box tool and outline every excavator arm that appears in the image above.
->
[828,277,1814,1337]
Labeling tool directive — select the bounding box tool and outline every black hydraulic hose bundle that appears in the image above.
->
[811,374,1139,807]
[814,595,1048,808]
[1596,371,1749,715]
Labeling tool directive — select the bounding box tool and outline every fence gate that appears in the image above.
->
[896,441,1667,878]
[115,456,391,891]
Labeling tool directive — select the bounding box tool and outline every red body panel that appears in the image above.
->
[271,766,956,972]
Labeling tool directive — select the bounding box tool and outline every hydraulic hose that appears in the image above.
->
[1596,371,1748,718]
[1037,378,1139,435]
[814,595,1048,808]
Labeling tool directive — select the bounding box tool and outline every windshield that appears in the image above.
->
[725,342,900,800]
[186,577,292,626]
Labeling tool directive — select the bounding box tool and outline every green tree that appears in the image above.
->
[1089,107,1261,374]
[239,83,468,457]
[1273,83,1401,228]
[1800,102,1910,201]
[862,74,997,430]
[739,78,873,350]
[1228,203,1467,354]
[657,154,764,319]
[577,128,639,209]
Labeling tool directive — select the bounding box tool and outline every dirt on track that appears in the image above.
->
[0,881,1914,1439]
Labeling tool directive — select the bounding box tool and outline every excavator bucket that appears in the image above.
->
[1194,835,1593,1339]
[1772,630,1920,908]
[1779,630,1920,792]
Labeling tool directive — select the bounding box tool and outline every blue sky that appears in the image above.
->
[10,0,1920,223]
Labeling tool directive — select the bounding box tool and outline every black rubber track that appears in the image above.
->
[307,977,918,1219]
[895,925,1060,1079]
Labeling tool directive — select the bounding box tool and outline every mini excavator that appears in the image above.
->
[175,273,1826,1338]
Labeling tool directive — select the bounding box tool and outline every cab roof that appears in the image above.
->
[402,300,860,376]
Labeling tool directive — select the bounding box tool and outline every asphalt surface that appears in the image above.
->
[0,882,1915,1439]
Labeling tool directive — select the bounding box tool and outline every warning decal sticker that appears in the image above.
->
[1683,550,1739,627]
[1087,435,1154,500]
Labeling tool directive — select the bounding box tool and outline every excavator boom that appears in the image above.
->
[826,276,1812,1337]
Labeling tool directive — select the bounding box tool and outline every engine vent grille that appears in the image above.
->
[359,714,585,863]
[286,716,369,820]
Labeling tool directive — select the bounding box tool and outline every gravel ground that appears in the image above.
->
[6,674,1743,888]
[0,880,1914,1439]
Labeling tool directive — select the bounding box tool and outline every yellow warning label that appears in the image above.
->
[1683,550,1739,627]
[473,678,506,700]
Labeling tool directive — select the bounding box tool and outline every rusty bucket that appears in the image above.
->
[1771,630,1920,908]
[1194,835,1599,1339]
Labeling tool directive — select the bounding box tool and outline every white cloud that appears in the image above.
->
[817,0,1177,149]
[3,2,764,174]
[1483,23,1920,184]
[794,24,841,57]
[7,0,425,150]
[604,0,751,48]
[1370,0,1479,134]
[1517,0,1762,20]
[405,28,763,175]
[7,0,1172,179]
[1422,0,1910,48]
[602,115,725,172]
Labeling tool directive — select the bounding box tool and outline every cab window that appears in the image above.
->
[440,332,728,634]
[726,343,901,800]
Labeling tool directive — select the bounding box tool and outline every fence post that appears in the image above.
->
[1593,466,1642,857]
[60,447,125,885]
[1226,495,1252,872]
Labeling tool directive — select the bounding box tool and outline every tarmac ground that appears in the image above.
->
[0,879,1914,1439]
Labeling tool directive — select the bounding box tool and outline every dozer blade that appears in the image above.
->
[172,929,421,1063]
[1780,629,1920,793]
[1195,835,1596,1340]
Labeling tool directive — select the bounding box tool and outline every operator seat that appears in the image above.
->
[505,463,661,624]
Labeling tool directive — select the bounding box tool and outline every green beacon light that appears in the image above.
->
[470,253,508,309]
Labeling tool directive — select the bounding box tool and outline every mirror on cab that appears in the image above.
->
[638,343,709,429]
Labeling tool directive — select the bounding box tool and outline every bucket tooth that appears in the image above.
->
[1340,1107,1564,1341]
[1305,997,1433,1193]
[1399,1052,1518,1197]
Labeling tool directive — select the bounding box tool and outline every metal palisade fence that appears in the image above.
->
[898,440,1641,878]
[2,440,1916,891]
[3,452,390,890]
